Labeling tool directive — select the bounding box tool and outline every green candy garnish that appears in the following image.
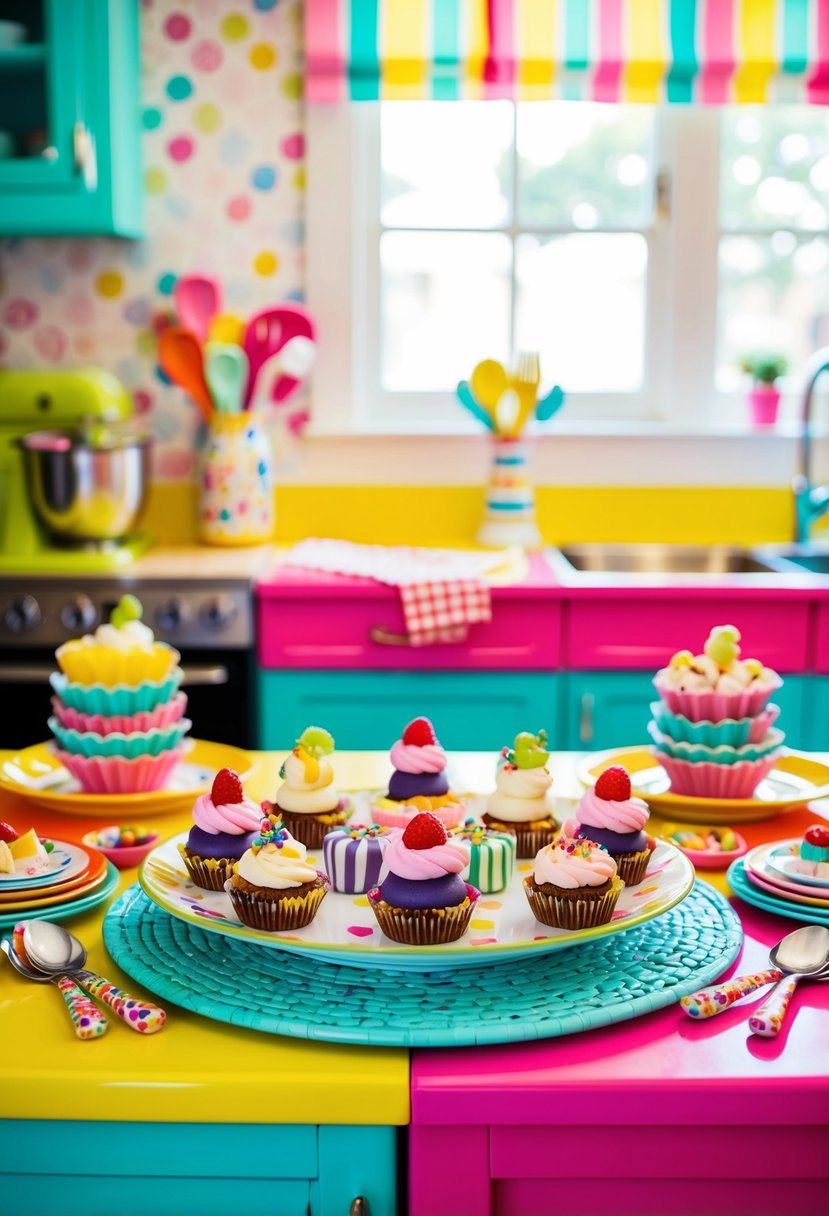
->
[111,594,143,629]
[511,729,549,770]
[298,725,334,759]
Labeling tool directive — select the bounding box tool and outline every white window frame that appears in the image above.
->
[304,101,828,489]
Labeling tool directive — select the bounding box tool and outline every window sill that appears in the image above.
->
[278,421,828,487]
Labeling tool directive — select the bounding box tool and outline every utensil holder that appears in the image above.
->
[476,436,542,548]
[198,414,274,547]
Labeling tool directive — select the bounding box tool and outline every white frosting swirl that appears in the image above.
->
[276,748,339,816]
[235,838,317,889]
[486,762,554,823]
[533,837,618,889]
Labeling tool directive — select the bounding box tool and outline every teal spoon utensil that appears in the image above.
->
[456,380,495,431]
[535,384,565,422]
[205,342,249,415]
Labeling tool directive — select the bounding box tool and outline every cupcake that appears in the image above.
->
[565,764,655,886]
[226,817,330,932]
[49,595,190,794]
[322,823,390,894]
[651,625,784,798]
[367,811,479,945]
[483,730,558,857]
[371,717,464,829]
[451,817,516,894]
[523,835,623,930]
[794,824,829,880]
[263,726,350,848]
[178,767,261,890]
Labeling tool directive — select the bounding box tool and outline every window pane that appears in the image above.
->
[717,235,829,389]
[517,103,655,229]
[720,107,829,231]
[380,102,513,229]
[380,231,511,391]
[515,234,647,392]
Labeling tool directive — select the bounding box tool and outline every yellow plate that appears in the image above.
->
[576,747,829,824]
[0,739,257,817]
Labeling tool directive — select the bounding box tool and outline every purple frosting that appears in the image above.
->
[574,824,648,854]
[388,769,449,801]
[186,825,256,860]
[379,871,467,909]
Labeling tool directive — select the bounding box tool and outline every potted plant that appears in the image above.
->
[739,353,788,428]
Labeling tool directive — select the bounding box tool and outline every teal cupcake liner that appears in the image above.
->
[48,716,191,759]
[649,700,780,747]
[647,720,784,766]
[50,669,183,716]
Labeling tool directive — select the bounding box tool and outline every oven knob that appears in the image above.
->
[60,595,96,633]
[4,595,42,633]
[155,598,190,633]
[200,595,237,631]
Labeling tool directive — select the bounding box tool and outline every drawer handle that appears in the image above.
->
[369,625,412,647]
[579,692,595,744]
[349,1199,368,1216]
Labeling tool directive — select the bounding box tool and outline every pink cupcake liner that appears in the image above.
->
[656,749,782,799]
[52,744,185,794]
[371,801,465,830]
[51,692,188,736]
[653,675,781,723]
[747,704,781,743]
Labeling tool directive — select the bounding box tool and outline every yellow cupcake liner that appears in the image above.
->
[368,891,478,945]
[612,846,654,887]
[523,875,624,930]
[226,877,330,932]
[56,640,180,689]
[177,846,236,892]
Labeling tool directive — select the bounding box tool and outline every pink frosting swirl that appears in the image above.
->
[192,793,261,835]
[575,787,650,833]
[533,837,618,888]
[384,829,468,880]
[389,740,447,774]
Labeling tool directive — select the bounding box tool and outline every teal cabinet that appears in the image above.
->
[0,0,142,236]
[258,670,561,751]
[560,671,810,752]
[0,1120,398,1216]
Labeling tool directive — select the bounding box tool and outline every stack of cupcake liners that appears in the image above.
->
[649,680,784,799]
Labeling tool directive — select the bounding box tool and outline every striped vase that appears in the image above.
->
[477,436,542,548]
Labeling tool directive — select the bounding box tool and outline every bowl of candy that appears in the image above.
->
[82,824,159,869]
[665,825,747,869]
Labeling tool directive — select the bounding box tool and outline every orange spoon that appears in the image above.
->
[158,326,214,420]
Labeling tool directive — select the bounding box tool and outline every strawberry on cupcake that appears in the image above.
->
[178,767,261,891]
[371,717,464,830]
[565,764,655,886]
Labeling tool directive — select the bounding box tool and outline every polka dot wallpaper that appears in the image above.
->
[0,0,306,481]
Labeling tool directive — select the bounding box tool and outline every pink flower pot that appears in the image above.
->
[748,384,781,428]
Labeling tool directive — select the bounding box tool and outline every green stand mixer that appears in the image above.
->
[0,368,153,572]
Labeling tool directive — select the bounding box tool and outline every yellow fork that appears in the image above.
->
[509,351,541,437]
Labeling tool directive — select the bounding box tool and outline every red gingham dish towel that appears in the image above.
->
[282,539,493,646]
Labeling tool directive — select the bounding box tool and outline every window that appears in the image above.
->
[306,101,829,435]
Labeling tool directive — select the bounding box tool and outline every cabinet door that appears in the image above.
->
[0,0,142,235]
[563,671,809,753]
[258,670,561,751]
[561,671,655,751]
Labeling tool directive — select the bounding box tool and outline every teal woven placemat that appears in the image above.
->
[103,881,741,1047]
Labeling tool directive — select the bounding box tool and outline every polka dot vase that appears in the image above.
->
[198,415,274,546]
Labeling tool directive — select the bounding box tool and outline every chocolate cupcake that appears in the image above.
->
[178,767,261,890]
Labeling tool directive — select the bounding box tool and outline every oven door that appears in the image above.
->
[0,647,256,750]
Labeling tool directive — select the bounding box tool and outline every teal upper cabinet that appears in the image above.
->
[0,0,143,236]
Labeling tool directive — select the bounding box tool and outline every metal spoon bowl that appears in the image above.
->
[23,920,166,1034]
[1,936,108,1039]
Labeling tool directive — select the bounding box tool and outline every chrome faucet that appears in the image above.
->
[793,346,829,542]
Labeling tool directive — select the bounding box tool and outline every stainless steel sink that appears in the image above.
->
[550,543,781,576]
[752,543,829,575]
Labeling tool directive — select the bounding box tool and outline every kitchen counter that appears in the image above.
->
[1,751,828,1215]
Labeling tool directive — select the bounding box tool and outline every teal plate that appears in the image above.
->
[102,882,741,1047]
[728,858,829,926]
[0,861,119,931]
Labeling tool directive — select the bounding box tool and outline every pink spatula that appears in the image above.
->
[243,302,315,407]
[173,274,221,344]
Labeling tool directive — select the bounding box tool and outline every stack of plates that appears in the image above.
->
[0,840,119,930]
[728,837,829,926]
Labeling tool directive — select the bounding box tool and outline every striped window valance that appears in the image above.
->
[305,0,829,104]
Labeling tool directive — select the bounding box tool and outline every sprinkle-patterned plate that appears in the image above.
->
[139,831,694,971]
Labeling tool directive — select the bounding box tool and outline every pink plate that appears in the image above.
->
[742,864,829,908]
[744,839,829,900]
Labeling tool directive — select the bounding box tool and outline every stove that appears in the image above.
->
[0,577,256,750]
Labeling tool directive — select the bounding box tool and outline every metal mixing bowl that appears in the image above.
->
[19,430,152,543]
